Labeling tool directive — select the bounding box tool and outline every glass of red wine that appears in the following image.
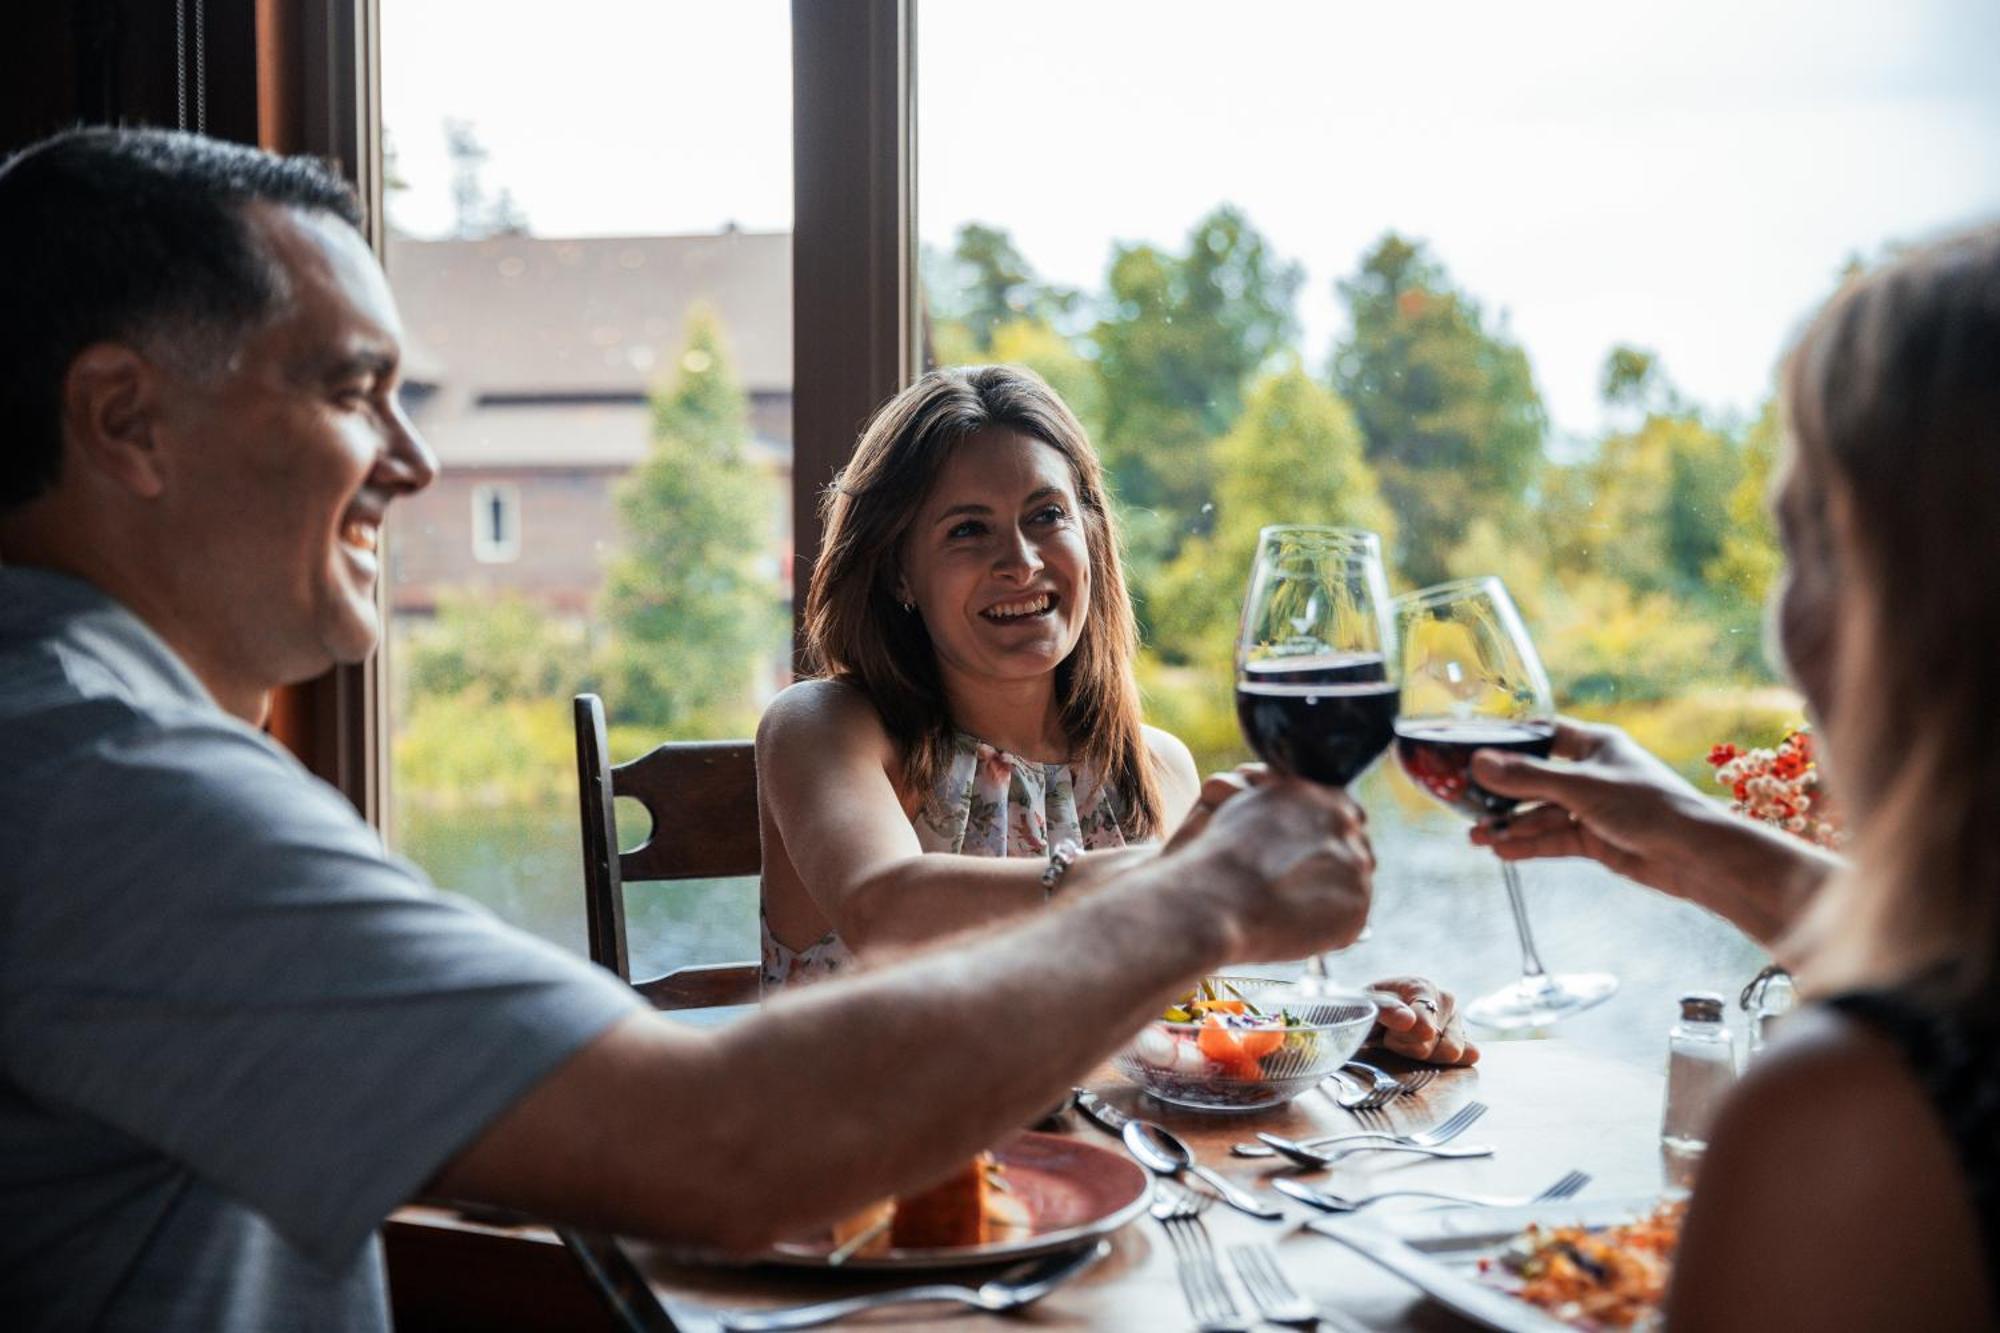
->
[1392,576,1617,1030]
[1236,526,1398,988]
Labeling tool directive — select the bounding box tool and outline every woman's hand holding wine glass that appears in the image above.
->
[1392,577,1618,1031]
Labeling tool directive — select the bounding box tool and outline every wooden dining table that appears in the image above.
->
[613,1038,1669,1331]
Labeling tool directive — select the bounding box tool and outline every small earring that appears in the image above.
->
[901,600,915,613]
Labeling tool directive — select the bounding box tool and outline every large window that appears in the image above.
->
[379,0,795,978]
[918,0,2000,1058]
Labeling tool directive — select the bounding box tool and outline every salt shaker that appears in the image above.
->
[1661,992,1736,1183]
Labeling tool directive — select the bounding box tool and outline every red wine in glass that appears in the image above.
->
[1238,654,1398,787]
[1393,576,1617,1031]
[1393,719,1557,819]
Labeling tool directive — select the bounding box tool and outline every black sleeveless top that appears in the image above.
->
[1824,986,2000,1292]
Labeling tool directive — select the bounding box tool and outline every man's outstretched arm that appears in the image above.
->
[430,779,1371,1251]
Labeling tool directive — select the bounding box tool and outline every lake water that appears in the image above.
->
[397,760,1773,1075]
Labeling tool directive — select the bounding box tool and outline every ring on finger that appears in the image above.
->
[1413,998,1439,1016]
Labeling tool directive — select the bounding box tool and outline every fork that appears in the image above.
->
[1154,1185,1254,1332]
[1321,1067,1396,1113]
[1234,1099,1488,1159]
[1346,1059,1436,1100]
[1228,1244,1320,1328]
[1274,1167,1591,1214]
[711,1240,1110,1330]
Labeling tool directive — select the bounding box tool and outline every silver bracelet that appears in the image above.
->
[1041,838,1084,902]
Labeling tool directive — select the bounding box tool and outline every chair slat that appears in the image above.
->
[573,694,761,1008]
[613,741,761,881]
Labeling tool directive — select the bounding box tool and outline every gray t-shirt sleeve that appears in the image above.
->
[2,705,647,1270]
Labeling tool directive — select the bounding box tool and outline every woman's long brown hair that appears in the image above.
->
[802,364,1164,837]
[1783,223,2000,1003]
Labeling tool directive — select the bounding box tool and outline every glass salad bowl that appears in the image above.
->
[1113,975,1377,1112]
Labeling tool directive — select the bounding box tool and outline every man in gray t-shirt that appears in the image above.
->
[0,129,1381,1331]
[0,567,644,1328]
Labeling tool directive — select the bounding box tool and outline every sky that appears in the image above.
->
[381,0,2000,444]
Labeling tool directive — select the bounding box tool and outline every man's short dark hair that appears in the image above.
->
[0,127,364,509]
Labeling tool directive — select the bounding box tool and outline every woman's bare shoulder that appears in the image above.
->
[757,678,893,758]
[1666,1004,1989,1329]
[1142,724,1202,820]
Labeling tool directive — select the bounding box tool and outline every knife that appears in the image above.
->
[1071,1086,1132,1138]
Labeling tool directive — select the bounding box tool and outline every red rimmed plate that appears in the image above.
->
[764,1131,1150,1270]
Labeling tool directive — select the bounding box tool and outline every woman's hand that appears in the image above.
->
[1364,976,1478,1066]
[1467,717,1843,950]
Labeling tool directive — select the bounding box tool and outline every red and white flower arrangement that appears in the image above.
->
[1706,726,1842,848]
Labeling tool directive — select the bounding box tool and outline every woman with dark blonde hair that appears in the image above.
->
[1471,223,2000,1327]
[757,364,1474,1065]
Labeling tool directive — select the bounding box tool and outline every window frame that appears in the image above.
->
[280,0,917,829]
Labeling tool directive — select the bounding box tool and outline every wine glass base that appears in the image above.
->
[1465,972,1619,1032]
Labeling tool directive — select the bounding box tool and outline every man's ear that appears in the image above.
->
[61,343,170,500]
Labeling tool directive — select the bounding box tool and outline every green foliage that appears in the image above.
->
[1136,655,1247,779]
[929,223,1081,351]
[988,317,1106,446]
[1574,689,1804,786]
[1093,205,1304,528]
[401,591,593,707]
[1331,233,1547,587]
[1553,411,1743,598]
[600,305,782,737]
[1149,365,1393,664]
[394,691,577,809]
[1536,569,1728,705]
[1705,399,1786,674]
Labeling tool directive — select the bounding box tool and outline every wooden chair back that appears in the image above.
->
[573,693,762,1010]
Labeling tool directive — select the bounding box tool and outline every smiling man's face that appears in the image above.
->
[152,202,436,687]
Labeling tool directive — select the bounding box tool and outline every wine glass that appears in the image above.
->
[1236,526,1398,988]
[1391,576,1618,1030]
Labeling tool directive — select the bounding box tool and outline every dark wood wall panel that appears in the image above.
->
[790,0,915,667]
[1,0,259,152]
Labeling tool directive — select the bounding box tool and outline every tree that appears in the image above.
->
[1331,233,1546,587]
[1704,397,1785,677]
[443,118,531,239]
[401,590,588,708]
[928,223,1080,352]
[987,317,1105,446]
[1149,365,1392,664]
[1093,205,1304,528]
[600,306,781,734]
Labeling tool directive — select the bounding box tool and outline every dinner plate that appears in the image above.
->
[763,1131,1151,1270]
[1309,1195,1679,1332]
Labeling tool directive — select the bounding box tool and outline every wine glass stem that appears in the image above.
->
[1499,860,1552,984]
[1305,953,1332,983]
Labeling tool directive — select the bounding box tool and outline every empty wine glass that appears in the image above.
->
[1392,576,1617,1030]
[1236,526,1397,988]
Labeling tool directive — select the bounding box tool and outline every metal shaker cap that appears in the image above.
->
[1679,992,1726,1023]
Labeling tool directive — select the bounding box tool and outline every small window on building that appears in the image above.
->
[470,483,521,563]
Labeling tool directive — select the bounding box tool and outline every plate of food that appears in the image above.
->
[1310,1195,1688,1331]
[765,1131,1151,1270]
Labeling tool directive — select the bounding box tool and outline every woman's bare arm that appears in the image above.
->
[1468,719,1842,955]
[758,680,1154,953]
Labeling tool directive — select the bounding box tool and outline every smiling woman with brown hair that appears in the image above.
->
[756,364,1476,1065]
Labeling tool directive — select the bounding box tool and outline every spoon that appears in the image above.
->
[1121,1120,1283,1220]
